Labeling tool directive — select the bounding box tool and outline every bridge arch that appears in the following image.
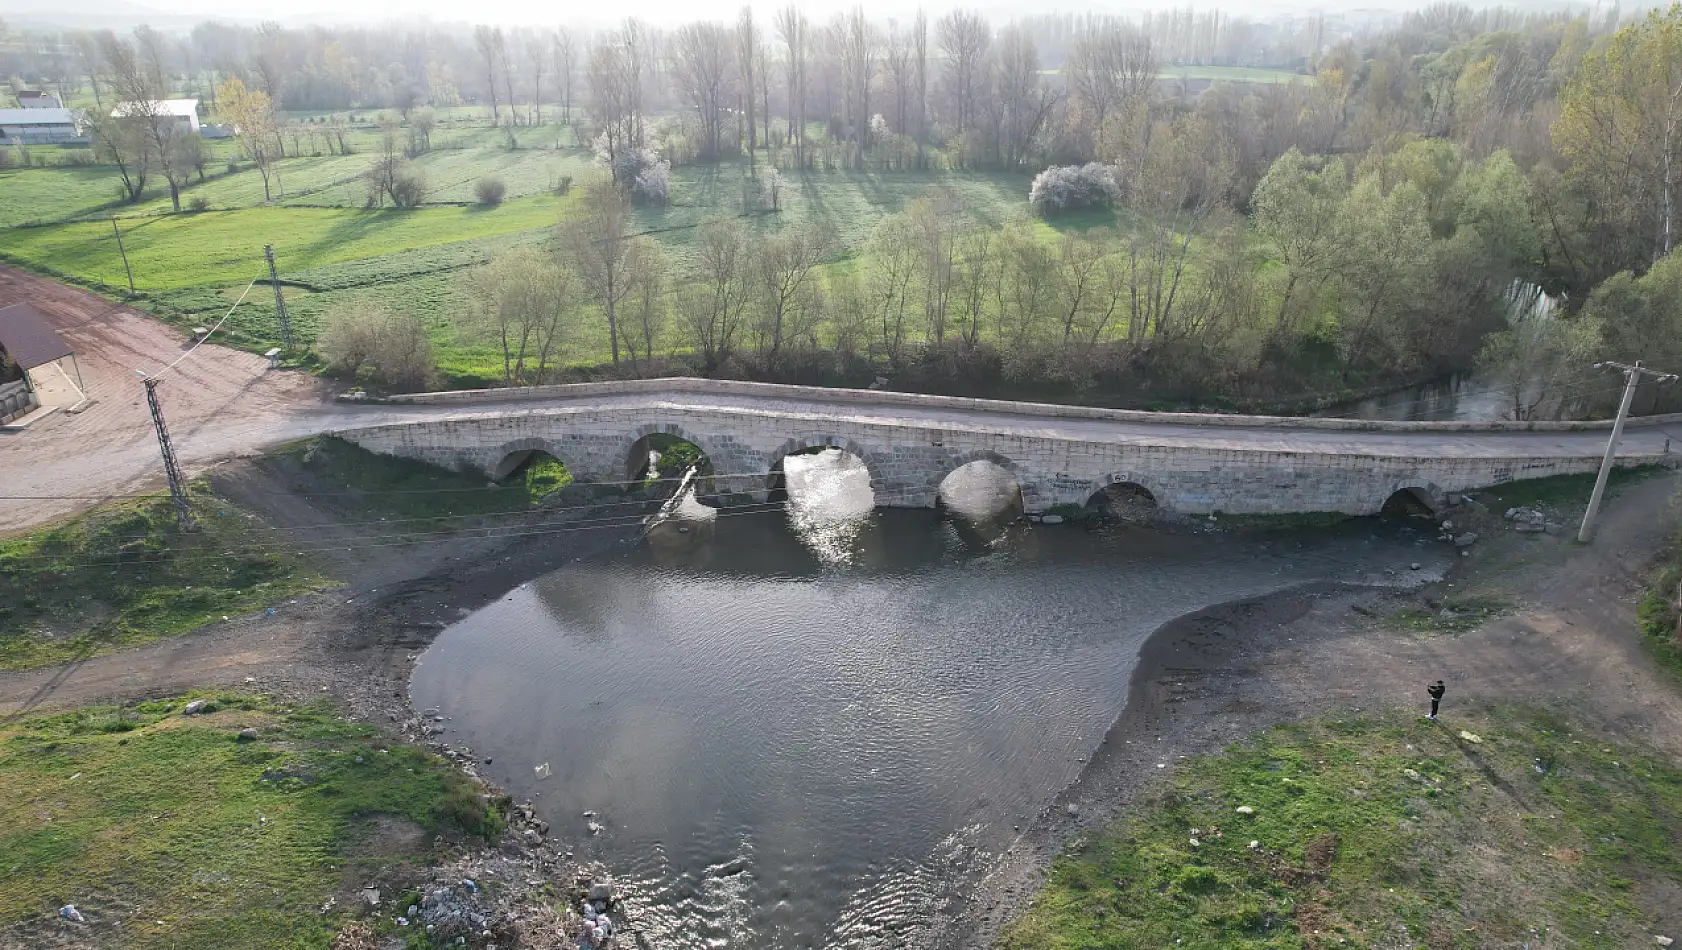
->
[489,437,578,482]
[621,423,713,483]
[937,451,1024,518]
[1381,480,1445,518]
[765,435,879,502]
[1084,472,1170,518]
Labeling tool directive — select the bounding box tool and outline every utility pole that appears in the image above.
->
[111,216,134,296]
[1578,360,1676,543]
[264,244,293,350]
[143,376,195,532]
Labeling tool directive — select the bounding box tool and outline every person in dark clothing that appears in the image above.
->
[1427,680,1445,720]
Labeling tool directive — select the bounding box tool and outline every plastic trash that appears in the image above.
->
[59,905,85,923]
[534,763,552,780]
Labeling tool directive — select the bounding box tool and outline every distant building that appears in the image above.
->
[0,107,82,144]
[111,98,201,134]
[16,90,64,109]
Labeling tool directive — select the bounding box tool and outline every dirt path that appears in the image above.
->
[0,266,331,534]
[948,470,1682,948]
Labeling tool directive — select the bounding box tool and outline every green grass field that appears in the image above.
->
[0,488,326,671]
[1004,709,1682,948]
[0,693,502,949]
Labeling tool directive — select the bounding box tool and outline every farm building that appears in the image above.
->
[16,90,63,109]
[0,107,82,144]
[0,302,84,425]
[111,98,200,133]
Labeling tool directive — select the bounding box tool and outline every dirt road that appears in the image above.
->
[0,266,330,533]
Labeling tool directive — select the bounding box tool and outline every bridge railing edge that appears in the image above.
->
[343,377,1682,433]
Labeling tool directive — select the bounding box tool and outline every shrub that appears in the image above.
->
[474,175,506,205]
[553,174,573,196]
[607,146,671,206]
[187,196,210,212]
[316,301,436,391]
[1028,162,1122,215]
[390,166,427,208]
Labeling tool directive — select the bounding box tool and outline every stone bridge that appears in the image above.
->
[327,378,1680,516]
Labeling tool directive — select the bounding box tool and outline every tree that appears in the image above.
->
[1555,5,1682,264]
[684,218,752,370]
[1334,176,1435,375]
[738,7,759,165]
[364,117,425,207]
[867,212,919,361]
[104,32,193,211]
[623,240,667,370]
[670,22,732,160]
[474,25,504,123]
[994,26,1057,170]
[775,7,809,166]
[937,10,989,165]
[526,34,548,126]
[462,248,576,385]
[560,179,641,364]
[1476,307,1601,420]
[834,6,877,170]
[1064,23,1157,162]
[754,224,831,358]
[89,112,150,203]
[217,76,281,200]
[555,28,577,127]
[1252,149,1350,335]
[913,10,929,169]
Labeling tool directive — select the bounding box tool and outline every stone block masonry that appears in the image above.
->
[328,380,1678,516]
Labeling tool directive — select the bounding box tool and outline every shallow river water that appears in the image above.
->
[411,452,1448,948]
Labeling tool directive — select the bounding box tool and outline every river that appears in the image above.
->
[409,451,1451,948]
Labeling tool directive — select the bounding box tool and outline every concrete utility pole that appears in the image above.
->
[1578,360,1676,543]
[111,216,134,296]
[264,244,293,350]
[143,376,195,532]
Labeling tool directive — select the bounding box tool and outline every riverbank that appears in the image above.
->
[951,469,1682,947]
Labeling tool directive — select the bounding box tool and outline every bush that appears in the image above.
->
[390,166,427,208]
[316,301,436,391]
[1028,162,1122,215]
[608,146,671,206]
[474,176,506,205]
[553,174,573,196]
[187,196,210,212]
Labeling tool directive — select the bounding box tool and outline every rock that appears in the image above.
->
[236,727,259,742]
[586,820,604,835]
[181,700,208,716]
[360,887,381,908]
[1235,806,1254,815]
[1656,936,1673,947]
[588,880,616,902]
[1544,523,1563,536]
[1064,803,1079,816]
[1040,514,1065,525]
[1409,562,1421,570]
[522,829,543,847]
[1452,532,1479,547]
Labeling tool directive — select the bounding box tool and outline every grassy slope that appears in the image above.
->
[0,489,325,671]
[0,694,502,950]
[1004,709,1682,949]
[270,436,571,520]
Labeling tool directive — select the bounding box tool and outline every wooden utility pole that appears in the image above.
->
[111,216,135,295]
[1578,360,1676,542]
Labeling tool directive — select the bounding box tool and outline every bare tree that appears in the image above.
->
[623,240,667,371]
[560,179,639,364]
[884,19,915,166]
[834,7,878,169]
[104,32,189,211]
[938,9,990,165]
[587,41,635,176]
[555,27,577,127]
[462,248,577,385]
[913,10,929,169]
[669,22,733,160]
[526,34,548,126]
[754,224,832,358]
[684,218,753,370]
[994,25,1058,170]
[737,7,758,166]
[775,7,808,166]
[1064,23,1158,162]
[474,25,503,122]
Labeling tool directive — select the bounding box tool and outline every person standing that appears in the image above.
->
[1427,680,1446,721]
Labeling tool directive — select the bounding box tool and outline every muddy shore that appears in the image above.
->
[3,464,1677,949]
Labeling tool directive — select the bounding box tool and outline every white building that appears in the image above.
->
[111,98,200,134]
[16,90,63,109]
[0,108,81,144]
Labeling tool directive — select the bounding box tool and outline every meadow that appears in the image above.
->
[0,114,1047,384]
